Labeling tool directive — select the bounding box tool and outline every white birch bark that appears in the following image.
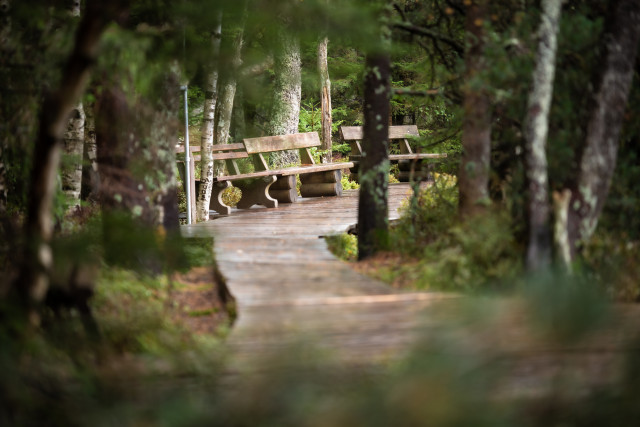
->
[566,0,640,259]
[523,0,563,271]
[214,21,245,176]
[318,36,332,163]
[62,102,85,209]
[60,0,84,210]
[267,28,301,167]
[196,12,222,222]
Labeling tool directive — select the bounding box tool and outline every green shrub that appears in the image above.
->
[325,233,358,261]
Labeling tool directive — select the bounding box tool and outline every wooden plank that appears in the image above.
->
[211,143,245,152]
[211,151,249,161]
[340,125,419,141]
[389,153,447,160]
[174,145,201,154]
[243,132,321,154]
[388,125,419,139]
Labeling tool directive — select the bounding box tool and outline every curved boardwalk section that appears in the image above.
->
[182,183,453,369]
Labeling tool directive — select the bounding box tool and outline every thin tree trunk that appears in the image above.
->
[61,101,85,209]
[523,0,563,272]
[196,12,222,222]
[0,0,10,51]
[267,27,301,167]
[318,36,332,163]
[458,0,491,218]
[81,90,99,200]
[358,51,391,260]
[214,11,246,176]
[231,86,246,141]
[14,1,128,324]
[564,0,640,260]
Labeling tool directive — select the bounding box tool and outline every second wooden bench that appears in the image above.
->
[340,125,447,182]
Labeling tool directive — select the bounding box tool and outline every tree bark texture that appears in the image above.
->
[458,0,491,219]
[196,12,222,222]
[15,1,128,322]
[523,0,563,272]
[358,52,391,260]
[81,91,99,200]
[318,36,332,163]
[0,0,10,51]
[565,0,640,259]
[214,15,246,177]
[61,101,85,209]
[267,28,302,168]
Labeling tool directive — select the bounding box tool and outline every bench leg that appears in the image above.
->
[209,181,232,215]
[235,176,278,209]
[269,175,298,203]
[299,170,343,197]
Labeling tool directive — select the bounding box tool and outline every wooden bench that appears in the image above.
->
[339,125,447,182]
[177,132,354,216]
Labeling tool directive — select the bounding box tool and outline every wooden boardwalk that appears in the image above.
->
[182,183,456,369]
[182,182,639,394]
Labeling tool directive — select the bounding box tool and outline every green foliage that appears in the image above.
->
[325,233,358,262]
[341,174,359,190]
[298,100,321,133]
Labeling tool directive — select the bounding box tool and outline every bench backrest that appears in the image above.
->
[175,143,248,161]
[340,125,419,141]
[243,132,320,168]
[340,125,420,156]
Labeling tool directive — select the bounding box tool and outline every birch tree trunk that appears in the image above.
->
[62,102,85,209]
[358,51,391,260]
[523,0,563,272]
[214,7,246,176]
[563,0,640,260]
[60,1,84,210]
[196,12,222,222]
[267,27,301,167]
[14,1,128,325]
[318,36,332,163]
[458,0,491,219]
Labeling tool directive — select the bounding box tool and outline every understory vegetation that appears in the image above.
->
[328,173,640,301]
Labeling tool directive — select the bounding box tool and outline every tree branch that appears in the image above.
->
[392,21,463,54]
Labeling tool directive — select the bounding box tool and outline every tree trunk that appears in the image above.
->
[196,12,222,222]
[61,101,85,209]
[318,36,332,163]
[267,27,301,167]
[0,0,10,51]
[358,51,391,260]
[458,0,491,218]
[14,1,128,324]
[564,0,640,260]
[214,14,246,176]
[81,90,99,200]
[523,0,563,272]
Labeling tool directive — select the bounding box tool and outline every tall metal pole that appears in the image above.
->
[181,85,192,224]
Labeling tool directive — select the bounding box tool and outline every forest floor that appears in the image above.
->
[170,265,230,336]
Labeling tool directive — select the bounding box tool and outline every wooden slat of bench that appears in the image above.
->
[192,151,249,162]
[349,153,446,161]
[275,162,355,177]
[212,143,245,152]
[340,125,420,141]
[215,162,355,182]
[174,145,201,154]
[243,132,321,154]
[389,153,447,160]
